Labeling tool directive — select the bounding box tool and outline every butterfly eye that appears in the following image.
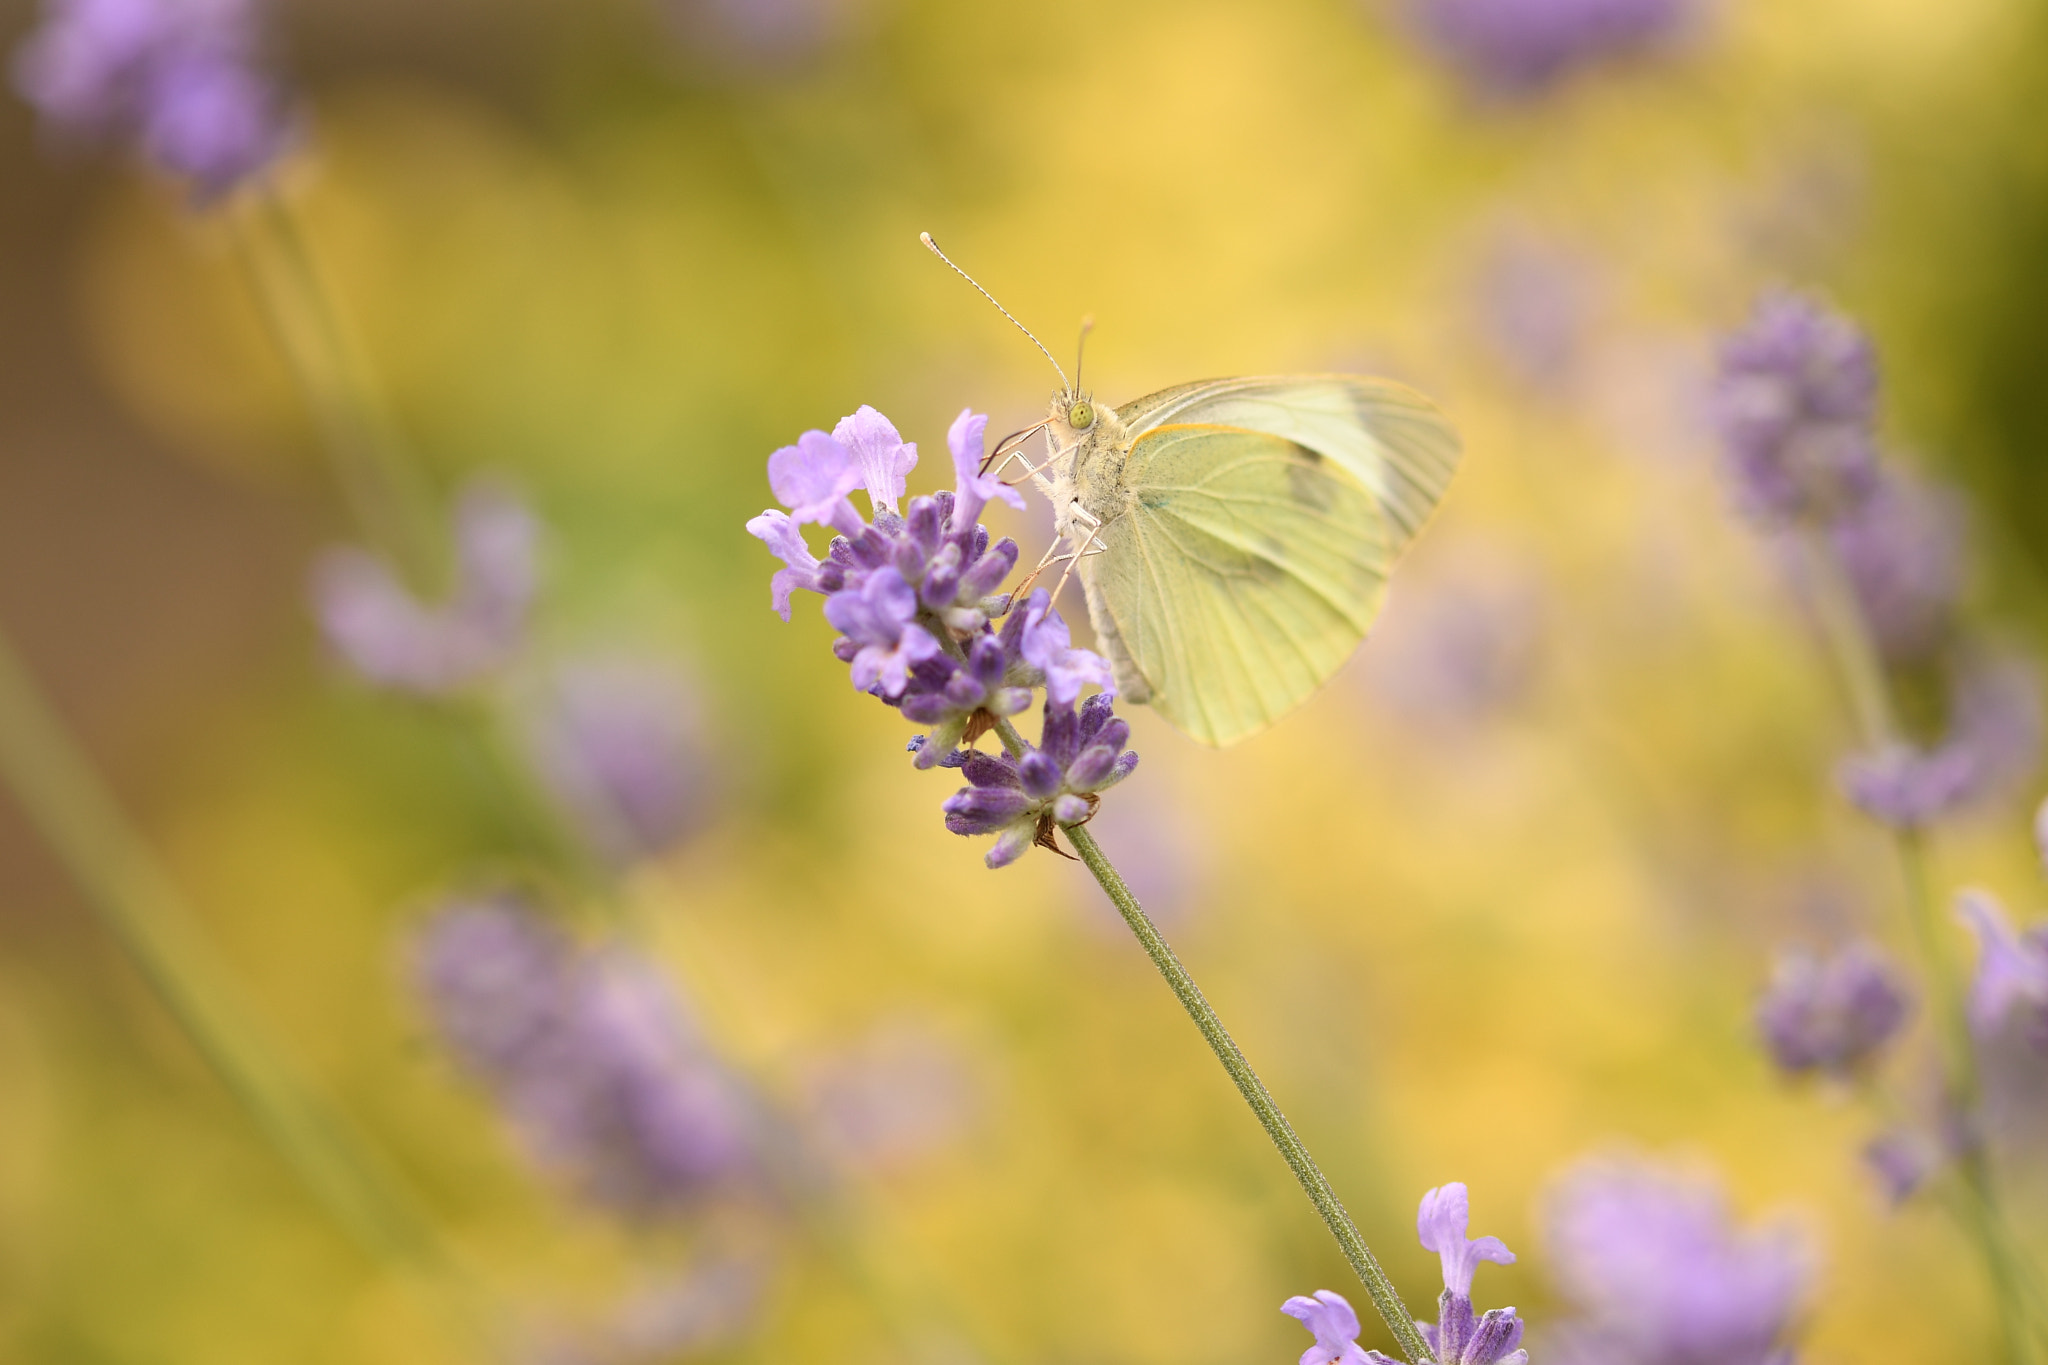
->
[1068,401,1095,430]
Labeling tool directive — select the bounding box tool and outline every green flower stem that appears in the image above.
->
[990,719,1431,1363]
[1795,525,2042,1365]
[0,628,497,1357]
[227,187,443,584]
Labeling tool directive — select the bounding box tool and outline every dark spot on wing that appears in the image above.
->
[1285,444,1336,511]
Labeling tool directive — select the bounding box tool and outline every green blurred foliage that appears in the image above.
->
[3,0,2047,1362]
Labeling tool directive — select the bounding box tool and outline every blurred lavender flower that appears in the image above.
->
[1284,1183,1525,1365]
[1711,290,1881,526]
[415,897,758,1217]
[1956,890,2048,1051]
[11,0,295,199]
[1827,473,1965,664]
[1862,1128,1940,1206]
[655,0,853,72]
[524,658,711,868]
[942,694,1141,868]
[798,1020,978,1173]
[1409,0,1694,99]
[1470,227,1602,386]
[1754,942,1910,1078]
[1837,657,2041,829]
[1545,1156,1811,1365]
[528,1260,766,1365]
[313,482,538,697]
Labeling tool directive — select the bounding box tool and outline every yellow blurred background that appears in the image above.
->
[3,0,2047,1362]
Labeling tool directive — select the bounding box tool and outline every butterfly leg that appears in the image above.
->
[1046,507,1108,600]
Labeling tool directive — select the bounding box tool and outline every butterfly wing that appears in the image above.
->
[1078,423,1397,747]
[1115,375,1459,556]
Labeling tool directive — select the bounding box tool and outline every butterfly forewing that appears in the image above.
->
[1080,423,1394,746]
[1115,375,1458,555]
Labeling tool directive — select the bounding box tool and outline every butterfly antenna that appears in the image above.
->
[1073,315,1095,395]
[920,232,1070,393]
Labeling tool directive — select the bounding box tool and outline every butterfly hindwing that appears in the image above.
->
[1115,375,1458,557]
[1079,423,1394,746]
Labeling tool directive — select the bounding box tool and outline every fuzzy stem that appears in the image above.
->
[0,628,496,1356]
[227,189,443,584]
[1795,524,2041,1364]
[992,714,1430,1363]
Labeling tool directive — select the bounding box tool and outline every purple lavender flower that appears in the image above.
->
[824,567,941,699]
[1956,890,2048,1051]
[1754,942,1910,1078]
[942,693,1140,868]
[1711,290,1881,526]
[414,897,758,1217]
[1862,1128,1939,1206]
[1409,0,1694,99]
[11,0,295,200]
[1281,1292,1371,1365]
[313,481,539,696]
[1284,1183,1526,1365]
[751,406,1131,848]
[1837,656,2041,829]
[1545,1156,1811,1365]
[524,658,711,868]
[1828,473,1965,664]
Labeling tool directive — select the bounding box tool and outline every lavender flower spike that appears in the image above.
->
[12,0,296,200]
[1956,890,2048,1050]
[1280,1291,1371,1365]
[942,694,1140,868]
[1754,942,1910,1078]
[1410,0,1694,100]
[1837,655,2041,829]
[947,407,1025,528]
[313,480,539,696]
[415,897,759,1217]
[1546,1156,1810,1365]
[1711,290,1881,526]
[1285,1183,1525,1365]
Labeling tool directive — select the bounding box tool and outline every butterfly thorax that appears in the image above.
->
[1043,391,1133,545]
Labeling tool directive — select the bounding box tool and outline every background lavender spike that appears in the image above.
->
[314,480,539,696]
[1405,0,1696,99]
[11,0,296,199]
[1544,1156,1812,1365]
[414,897,761,1218]
[1755,942,1910,1078]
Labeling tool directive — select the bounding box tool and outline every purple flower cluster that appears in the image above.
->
[748,404,1134,866]
[1957,890,2048,1052]
[1409,0,1694,99]
[1828,473,1965,665]
[1545,1157,1811,1365]
[1754,942,1910,1078]
[313,481,539,697]
[11,0,296,200]
[414,897,759,1217]
[1836,656,2040,829]
[1712,291,1881,526]
[941,692,1140,868]
[1712,291,2040,831]
[524,657,712,868]
[1284,1183,1525,1365]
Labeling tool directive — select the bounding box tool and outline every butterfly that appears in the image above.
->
[924,236,1463,747]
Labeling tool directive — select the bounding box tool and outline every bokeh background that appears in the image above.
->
[4,0,2048,1362]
